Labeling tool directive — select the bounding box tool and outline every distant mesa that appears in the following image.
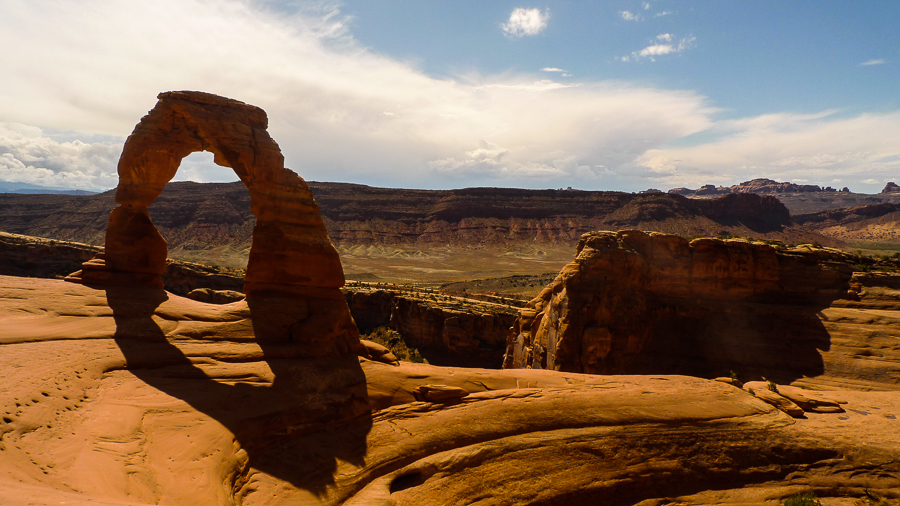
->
[669,178,840,197]
[65,91,360,353]
[882,181,900,194]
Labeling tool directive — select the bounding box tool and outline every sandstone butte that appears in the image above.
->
[1,92,899,505]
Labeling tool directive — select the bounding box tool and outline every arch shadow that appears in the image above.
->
[105,286,373,499]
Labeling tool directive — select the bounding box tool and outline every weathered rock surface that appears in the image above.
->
[505,230,858,381]
[65,91,358,352]
[186,288,245,304]
[0,232,99,279]
[2,275,900,505]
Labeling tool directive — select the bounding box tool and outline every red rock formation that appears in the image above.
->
[504,230,854,378]
[66,91,358,353]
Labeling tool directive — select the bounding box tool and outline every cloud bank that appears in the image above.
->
[637,111,900,190]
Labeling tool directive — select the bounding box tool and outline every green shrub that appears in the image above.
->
[783,492,821,506]
[363,326,426,364]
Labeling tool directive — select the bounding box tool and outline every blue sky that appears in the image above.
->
[0,0,898,193]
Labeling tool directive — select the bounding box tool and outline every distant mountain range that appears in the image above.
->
[668,178,900,215]
[1,178,898,271]
[0,180,841,265]
[0,182,100,195]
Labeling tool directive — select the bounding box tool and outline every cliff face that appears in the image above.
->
[345,288,516,368]
[505,230,855,381]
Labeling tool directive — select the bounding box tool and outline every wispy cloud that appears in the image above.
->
[655,11,673,17]
[642,2,651,10]
[502,8,550,37]
[621,11,643,21]
[621,35,696,62]
[541,67,571,77]
[860,59,885,66]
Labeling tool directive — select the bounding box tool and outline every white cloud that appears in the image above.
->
[642,2,651,10]
[0,123,119,189]
[634,111,900,190]
[626,36,696,61]
[655,11,673,17]
[541,67,567,73]
[861,59,885,66]
[502,8,550,37]
[621,10,643,21]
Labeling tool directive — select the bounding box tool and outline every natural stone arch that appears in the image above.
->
[68,91,359,353]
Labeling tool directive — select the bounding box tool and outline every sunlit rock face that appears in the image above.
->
[504,230,855,379]
[67,91,359,353]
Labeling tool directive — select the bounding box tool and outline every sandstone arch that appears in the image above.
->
[68,91,359,352]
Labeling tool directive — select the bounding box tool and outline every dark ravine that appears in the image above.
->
[346,287,516,368]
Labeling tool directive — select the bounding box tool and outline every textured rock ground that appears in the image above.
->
[2,275,900,506]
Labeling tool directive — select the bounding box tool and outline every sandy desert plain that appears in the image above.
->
[1,92,899,506]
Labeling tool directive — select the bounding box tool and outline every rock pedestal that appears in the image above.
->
[67,91,359,354]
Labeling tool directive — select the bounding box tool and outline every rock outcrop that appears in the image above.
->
[345,288,516,368]
[882,181,900,194]
[66,91,358,353]
[504,230,855,380]
[669,178,834,196]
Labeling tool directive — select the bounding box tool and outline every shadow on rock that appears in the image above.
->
[104,286,372,499]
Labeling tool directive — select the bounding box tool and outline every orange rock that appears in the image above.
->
[745,385,805,418]
[66,91,358,351]
[504,230,854,375]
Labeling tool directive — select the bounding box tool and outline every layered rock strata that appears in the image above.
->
[504,230,855,380]
[66,91,358,353]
